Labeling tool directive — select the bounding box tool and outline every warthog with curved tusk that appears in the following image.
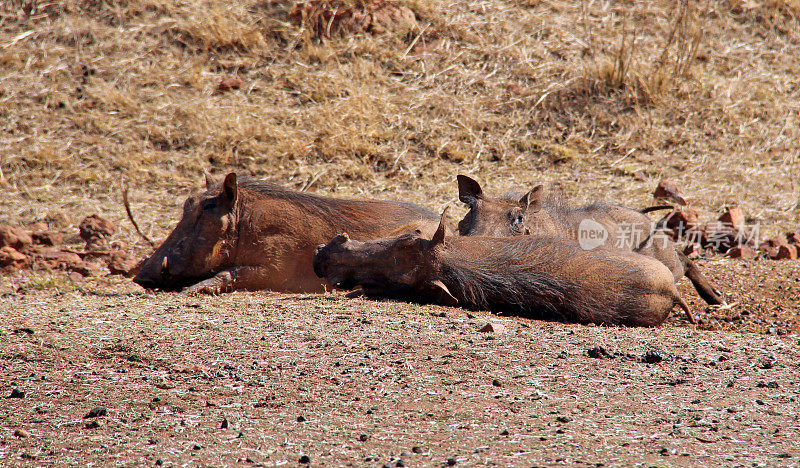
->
[133,172,441,294]
[313,209,694,327]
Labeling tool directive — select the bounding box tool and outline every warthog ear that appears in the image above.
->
[430,207,448,245]
[457,175,483,205]
[204,170,216,190]
[429,280,458,305]
[519,185,544,211]
[222,172,237,203]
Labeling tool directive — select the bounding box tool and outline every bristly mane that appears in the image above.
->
[438,237,641,324]
[229,177,439,228]
[499,185,628,224]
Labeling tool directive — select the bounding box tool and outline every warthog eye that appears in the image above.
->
[202,200,217,211]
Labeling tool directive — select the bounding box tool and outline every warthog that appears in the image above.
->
[313,210,693,327]
[133,172,441,293]
[455,175,724,305]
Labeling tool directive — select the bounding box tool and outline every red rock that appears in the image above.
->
[14,428,31,438]
[758,236,787,258]
[727,245,755,259]
[0,225,32,250]
[663,208,700,239]
[683,243,702,259]
[702,222,752,252]
[0,246,29,270]
[79,215,116,250]
[29,247,98,274]
[479,323,506,334]
[718,206,745,231]
[31,230,64,247]
[106,251,139,277]
[216,76,244,93]
[653,179,686,205]
[773,244,797,260]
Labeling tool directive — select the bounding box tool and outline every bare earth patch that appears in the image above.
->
[1,269,799,466]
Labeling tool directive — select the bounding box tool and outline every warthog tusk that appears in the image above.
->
[161,256,168,272]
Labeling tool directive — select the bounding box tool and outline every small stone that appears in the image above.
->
[14,428,31,438]
[9,388,25,398]
[106,251,140,277]
[299,455,311,464]
[587,346,612,359]
[216,76,244,93]
[0,246,28,270]
[653,179,686,205]
[193,444,202,450]
[396,460,405,467]
[479,323,506,333]
[641,350,664,364]
[664,207,700,236]
[446,458,457,466]
[155,460,163,466]
[774,244,797,260]
[79,214,116,250]
[500,429,509,436]
[718,206,745,231]
[727,245,755,259]
[0,225,32,250]
[31,230,64,247]
[221,418,228,429]
[412,446,423,454]
[85,420,101,429]
[359,434,368,442]
[682,243,702,258]
[84,406,108,418]
[297,415,306,422]
[492,379,502,387]
[556,415,572,423]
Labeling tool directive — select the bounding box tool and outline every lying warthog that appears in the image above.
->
[455,175,724,305]
[313,210,693,327]
[134,172,440,293]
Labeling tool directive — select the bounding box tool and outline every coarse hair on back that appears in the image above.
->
[222,176,439,229]
[438,237,642,324]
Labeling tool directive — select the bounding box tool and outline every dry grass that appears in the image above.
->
[1,0,798,249]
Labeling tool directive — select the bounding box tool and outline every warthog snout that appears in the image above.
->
[313,233,351,278]
[133,254,170,289]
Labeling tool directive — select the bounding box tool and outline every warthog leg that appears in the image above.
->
[678,251,725,306]
[183,267,269,295]
[184,270,235,295]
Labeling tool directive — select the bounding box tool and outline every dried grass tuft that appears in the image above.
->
[0,0,798,251]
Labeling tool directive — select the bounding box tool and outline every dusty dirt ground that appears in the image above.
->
[2,0,800,465]
[1,265,799,467]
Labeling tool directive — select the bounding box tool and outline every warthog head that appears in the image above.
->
[134,172,240,290]
[313,210,456,303]
[456,175,556,237]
